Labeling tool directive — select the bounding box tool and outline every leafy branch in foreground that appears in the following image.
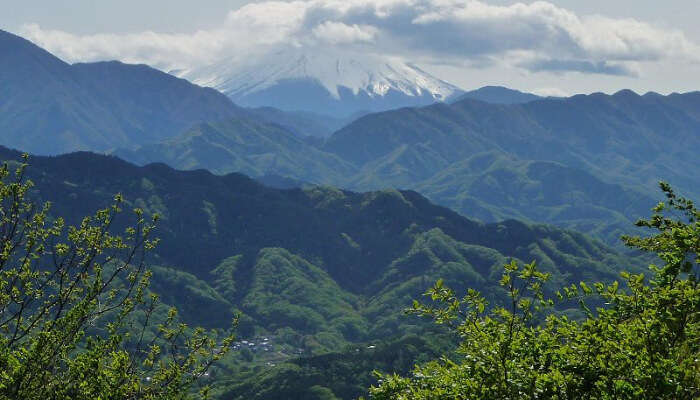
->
[0,155,236,400]
[369,182,700,400]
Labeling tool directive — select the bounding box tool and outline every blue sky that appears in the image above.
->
[2,0,699,95]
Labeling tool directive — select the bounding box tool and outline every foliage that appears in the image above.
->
[0,156,235,399]
[369,183,700,399]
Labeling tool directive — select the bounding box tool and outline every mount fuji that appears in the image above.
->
[179,48,464,117]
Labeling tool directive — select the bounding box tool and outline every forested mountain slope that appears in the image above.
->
[322,91,700,244]
[117,90,700,246]
[1,146,632,342]
[326,91,700,196]
[113,118,354,183]
[15,147,625,290]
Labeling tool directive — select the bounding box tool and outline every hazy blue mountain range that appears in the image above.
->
[0,147,641,398]
[327,91,700,195]
[0,29,248,154]
[113,118,354,183]
[115,89,700,246]
[412,151,656,244]
[0,29,365,156]
[237,87,543,137]
[321,91,699,243]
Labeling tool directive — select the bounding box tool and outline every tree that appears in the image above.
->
[369,182,700,399]
[0,156,236,399]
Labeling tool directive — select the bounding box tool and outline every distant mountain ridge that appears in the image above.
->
[454,86,542,104]
[326,90,700,192]
[113,118,355,183]
[0,29,244,154]
[117,89,700,246]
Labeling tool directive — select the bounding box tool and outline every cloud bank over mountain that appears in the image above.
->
[19,0,699,79]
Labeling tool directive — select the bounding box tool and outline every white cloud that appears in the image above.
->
[531,87,569,97]
[20,23,223,70]
[18,0,700,76]
[312,21,378,44]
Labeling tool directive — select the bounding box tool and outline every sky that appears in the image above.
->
[2,0,699,96]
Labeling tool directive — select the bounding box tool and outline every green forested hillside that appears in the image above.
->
[412,151,656,245]
[113,118,354,183]
[0,147,642,398]
[326,92,700,195]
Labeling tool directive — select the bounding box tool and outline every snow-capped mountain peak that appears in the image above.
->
[179,48,462,117]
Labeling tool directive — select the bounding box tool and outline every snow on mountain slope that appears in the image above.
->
[179,48,463,117]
